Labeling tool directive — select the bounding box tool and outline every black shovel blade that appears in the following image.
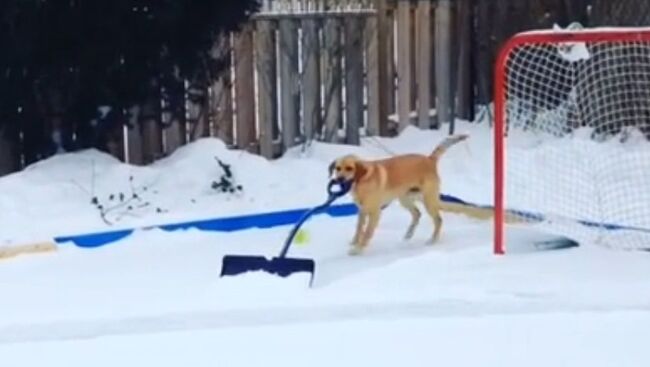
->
[219,255,315,285]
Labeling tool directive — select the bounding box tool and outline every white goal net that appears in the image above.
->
[494,26,650,252]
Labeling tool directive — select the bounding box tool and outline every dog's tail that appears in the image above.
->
[429,134,468,160]
[439,202,528,224]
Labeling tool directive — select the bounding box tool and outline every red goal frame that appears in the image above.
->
[492,28,650,255]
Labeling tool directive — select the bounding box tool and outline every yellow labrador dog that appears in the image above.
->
[329,134,468,255]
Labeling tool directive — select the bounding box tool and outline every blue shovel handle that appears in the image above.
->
[278,179,352,259]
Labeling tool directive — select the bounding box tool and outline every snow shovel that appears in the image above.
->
[219,178,353,286]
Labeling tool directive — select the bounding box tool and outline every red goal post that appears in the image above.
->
[493,27,650,255]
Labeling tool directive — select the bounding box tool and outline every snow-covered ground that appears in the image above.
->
[4,311,650,367]
[1,120,649,366]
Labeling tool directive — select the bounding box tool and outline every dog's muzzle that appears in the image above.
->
[327,177,353,197]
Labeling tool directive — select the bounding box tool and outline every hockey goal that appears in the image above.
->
[493,27,650,254]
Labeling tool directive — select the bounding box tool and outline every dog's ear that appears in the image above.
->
[328,160,336,177]
[354,161,368,182]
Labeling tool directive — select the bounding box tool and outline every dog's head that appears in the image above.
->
[329,154,368,183]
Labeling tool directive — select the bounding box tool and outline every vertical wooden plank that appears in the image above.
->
[344,16,364,145]
[416,0,432,129]
[234,24,257,152]
[475,0,494,106]
[386,7,396,119]
[210,34,235,145]
[19,112,43,167]
[301,16,322,143]
[105,122,123,162]
[207,85,216,137]
[448,1,459,132]
[140,97,162,162]
[163,117,185,156]
[17,126,25,169]
[184,79,191,143]
[322,17,343,142]
[396,0,412,131]
[126,107,144,165]
[456,0,474,122]
[278,18,300,149]
[409,3,418,112]
[256,19,278,159]
[211,75,234,145]
[141,119,162,163]
[435,0,453,128]
[0,126,18,176]
[429,1,437,123]
[365,13,380,136]
[161,82,186,156]
[187,85,209,141]
[196,103,210,140]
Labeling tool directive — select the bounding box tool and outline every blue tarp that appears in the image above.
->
[53,193,650,248]
[54,202,359,248]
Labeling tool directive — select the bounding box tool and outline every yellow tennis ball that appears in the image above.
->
[293,229,310,245]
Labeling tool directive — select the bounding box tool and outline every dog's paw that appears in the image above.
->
[403,230,415,241]
[426,237,441,246]
[348,246,364,256]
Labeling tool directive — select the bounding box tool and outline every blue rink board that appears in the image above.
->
[53,193,649,248]
[54,202,359,248]
[53,194,471,248]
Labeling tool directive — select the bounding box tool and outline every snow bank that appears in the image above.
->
[2,118,650,249]
[0,122,483,243]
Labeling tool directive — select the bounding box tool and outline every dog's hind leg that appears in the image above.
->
[422,188,443,244]
[398,196,421,240]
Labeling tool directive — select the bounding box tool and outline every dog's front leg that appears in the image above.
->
[350,210,380,256]
[351,212,367,246]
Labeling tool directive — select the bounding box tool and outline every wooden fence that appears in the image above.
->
[0,0,457,174]
[115,0,460,163]
[0,0,505,173]
[3,0,648,175]
[96,0,471,165]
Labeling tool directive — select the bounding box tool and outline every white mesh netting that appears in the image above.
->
[499,29,650,251]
